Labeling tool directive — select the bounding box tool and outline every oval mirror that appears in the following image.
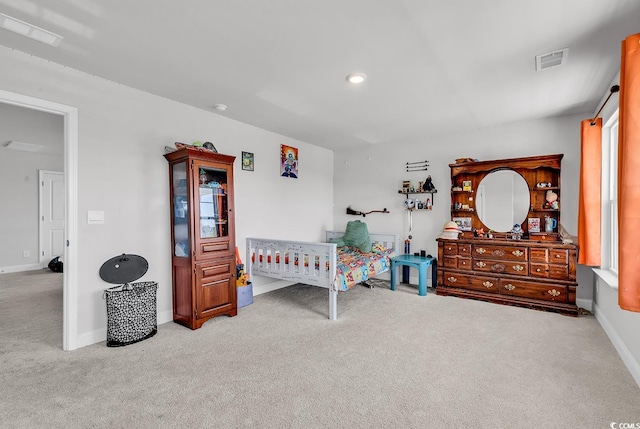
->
[476,170,530,232]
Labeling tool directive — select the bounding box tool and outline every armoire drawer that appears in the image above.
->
[443,271,499,293]
[499,279,567,302]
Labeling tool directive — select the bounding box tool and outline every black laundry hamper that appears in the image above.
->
[100,254,158,347]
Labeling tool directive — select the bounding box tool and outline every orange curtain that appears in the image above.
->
[618,33,640,312]
[577,118,601,266]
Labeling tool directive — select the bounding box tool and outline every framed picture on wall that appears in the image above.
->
[242,151,254,171]
[280,144,298,178]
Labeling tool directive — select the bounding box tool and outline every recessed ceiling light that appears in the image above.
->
[346,73,367,84]
[213,104,228,112]
[0,13,63,47]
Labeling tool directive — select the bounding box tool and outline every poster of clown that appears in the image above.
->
[280,144,298,178]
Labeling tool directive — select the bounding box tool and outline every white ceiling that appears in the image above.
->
[1,0,638,151]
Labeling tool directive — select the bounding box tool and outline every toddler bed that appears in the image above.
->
[246,230,399,320]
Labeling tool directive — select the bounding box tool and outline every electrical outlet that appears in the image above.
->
[23,250,30,258]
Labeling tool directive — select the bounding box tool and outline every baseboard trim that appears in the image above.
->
[594,302,640,388]
[74,309,177,349]
[0,263,44,274]
[254,280,294,296]
[76,327,106,349]
[576,298,593,312]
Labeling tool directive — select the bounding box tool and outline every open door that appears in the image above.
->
[39,170,65,267]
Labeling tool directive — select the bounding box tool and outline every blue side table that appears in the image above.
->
[390,255,437,296]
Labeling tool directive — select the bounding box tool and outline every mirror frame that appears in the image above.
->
[476,169,530,233]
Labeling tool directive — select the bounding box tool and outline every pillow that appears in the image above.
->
[328,237,346,247]
[343,220,372,253]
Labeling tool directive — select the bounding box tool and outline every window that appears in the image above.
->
[601,110,619,277]
[608,119,618,273]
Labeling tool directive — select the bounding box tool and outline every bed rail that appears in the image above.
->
[246,238,337,289]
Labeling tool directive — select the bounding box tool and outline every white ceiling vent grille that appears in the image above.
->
[535,48,569,71]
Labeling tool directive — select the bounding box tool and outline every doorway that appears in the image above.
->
[0,89,78,351]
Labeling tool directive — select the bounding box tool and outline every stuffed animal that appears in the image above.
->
[545,189,559,209]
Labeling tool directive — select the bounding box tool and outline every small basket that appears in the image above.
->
[100,254,157,347]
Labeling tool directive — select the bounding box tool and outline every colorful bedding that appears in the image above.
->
[333,243,397,291]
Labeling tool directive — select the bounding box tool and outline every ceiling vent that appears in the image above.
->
[535,48,569,71]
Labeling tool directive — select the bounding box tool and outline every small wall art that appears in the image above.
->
[280,144,298,178]
[242,151,254,171]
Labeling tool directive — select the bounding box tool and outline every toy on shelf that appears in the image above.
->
[544,189,559,209]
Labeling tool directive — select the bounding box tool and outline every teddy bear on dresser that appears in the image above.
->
[544,189,559,210]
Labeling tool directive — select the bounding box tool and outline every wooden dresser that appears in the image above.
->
[436,237,578,315]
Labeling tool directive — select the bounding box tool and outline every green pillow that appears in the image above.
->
[328,237,346,247]
[343,220,372,253]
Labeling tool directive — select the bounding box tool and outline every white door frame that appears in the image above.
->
[0,89,78,351]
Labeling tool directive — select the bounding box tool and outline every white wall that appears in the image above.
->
[0,46,333,347]
[0,104,63,271]
[333,114,588,297]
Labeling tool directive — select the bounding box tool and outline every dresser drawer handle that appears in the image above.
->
[447,276,457,283]
[512,264,524,271]
[536,268,542,272]
[555,254,562,259]
[504,284,516,291]
[476,261,486,268]
[476,248,486,254]
[482,281,494,288]
[447,247,453,251]
[492,263,506,272]
[547,289,561,297]
[512,250,524,257]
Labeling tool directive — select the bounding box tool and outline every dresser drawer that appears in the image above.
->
[548,264,569,280]
[472,244,527,261]
[530,263,549,278]
[499,279,567,302]
[442,243,458,255]
[530,248,548,263]
[549,249,568,264]
[458,243,471,256]
[457,257,473,270]
[443,256,458,268]
[443,271,499,293]
[472,258,529,276]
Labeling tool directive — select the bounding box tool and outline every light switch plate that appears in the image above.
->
[87,210,104,224]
